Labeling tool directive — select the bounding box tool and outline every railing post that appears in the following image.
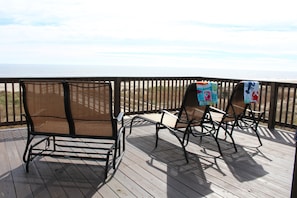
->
[114,77,121,116]
[268,82,278,129]
[291,130,297,198]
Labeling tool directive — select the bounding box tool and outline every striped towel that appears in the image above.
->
[196,81,218,106]
[243,81,259,103]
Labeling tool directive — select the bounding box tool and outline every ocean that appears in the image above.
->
[0,64,296,82]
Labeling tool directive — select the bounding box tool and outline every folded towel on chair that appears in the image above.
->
[196,81,218,106]
[243,81,259,103]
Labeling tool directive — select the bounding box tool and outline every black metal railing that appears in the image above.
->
[1,77,297,129]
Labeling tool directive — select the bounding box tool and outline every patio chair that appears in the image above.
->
[21,80,125,180]
[210,81,264,152]
[129,82,222,162]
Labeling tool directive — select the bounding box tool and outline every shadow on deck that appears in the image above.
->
[0,118,295,197]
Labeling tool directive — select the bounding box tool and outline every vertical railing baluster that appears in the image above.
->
[12,83,16,123]
[4,83,8,123]
[19,82,24,123]
[279,85,285,124]
[133,80,136,113]
[142,79,144,112]
[285,86,291,125]
[290,87,296,127]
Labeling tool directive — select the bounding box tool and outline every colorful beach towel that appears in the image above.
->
[196,81,218,106]
[243,81,259,104]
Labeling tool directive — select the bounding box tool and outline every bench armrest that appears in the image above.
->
[116,112,125,122]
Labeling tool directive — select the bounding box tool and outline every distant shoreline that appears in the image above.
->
[1,64,297,81]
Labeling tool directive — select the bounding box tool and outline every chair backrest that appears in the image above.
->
[21,80,116,138]
[176,82,216,128]
[21,80,70,134]
[67,81,115,137]
[225,81,259,120]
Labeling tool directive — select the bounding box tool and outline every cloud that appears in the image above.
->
[0,0,296,72]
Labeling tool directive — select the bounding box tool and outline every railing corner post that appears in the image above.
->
[291,130,297,198]
[114,78,121,116]
[268,82,278,130]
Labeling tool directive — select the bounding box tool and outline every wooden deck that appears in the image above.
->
[0,117,295,198]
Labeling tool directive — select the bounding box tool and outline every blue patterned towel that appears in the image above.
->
[196,81,218,106]
[243,81,259,104]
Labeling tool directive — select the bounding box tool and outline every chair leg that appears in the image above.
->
[255,114,263,146]
[214,137,223,156]
[172,131,189,163]
[226,125,238,152]
[170,127,189,163]
[26,145,33,172]
[241,118,263,146]
[129,116,138,135]
[156,123,189,163]
[255,130,262,146]
[23,134,33,163]
[253,122,263,146]
[182,128,191,147]
[155,123,160,148]
[212,124,224,155]
[208,128,222,156]
[217,122,237,153]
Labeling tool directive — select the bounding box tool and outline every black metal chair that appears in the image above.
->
[210,81,264,152]
[129,82,222,162]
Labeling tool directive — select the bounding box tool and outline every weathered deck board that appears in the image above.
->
[0,119,295,198]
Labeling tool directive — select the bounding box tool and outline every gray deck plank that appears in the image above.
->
[0,122,295,198]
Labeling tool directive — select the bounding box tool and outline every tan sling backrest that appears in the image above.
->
[175,83,208,128]
[68,81,114,137]
[22,81,69,134]
[21,80,115,137]
[224,82,249,122]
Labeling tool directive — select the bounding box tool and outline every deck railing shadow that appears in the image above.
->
[218,144,269,182]
[0,160,106,198]
[184,131,270,182]
[127,117,270,183]
[0,127,26,143]
[231,125,295,147]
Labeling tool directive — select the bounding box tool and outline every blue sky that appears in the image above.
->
[0,0,296,72]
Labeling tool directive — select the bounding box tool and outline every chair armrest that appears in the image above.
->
[160,109,190,126]
[209,106,226,115]
[246,108,264,121]
[246,108,263,115]
[233,104,246,110]
[160,109,179,120]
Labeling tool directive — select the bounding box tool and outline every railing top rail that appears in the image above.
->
[0,76,296,85]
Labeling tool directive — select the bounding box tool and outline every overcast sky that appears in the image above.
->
[0,0,296,72]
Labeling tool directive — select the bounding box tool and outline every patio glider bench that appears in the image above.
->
[20,80,125,180]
